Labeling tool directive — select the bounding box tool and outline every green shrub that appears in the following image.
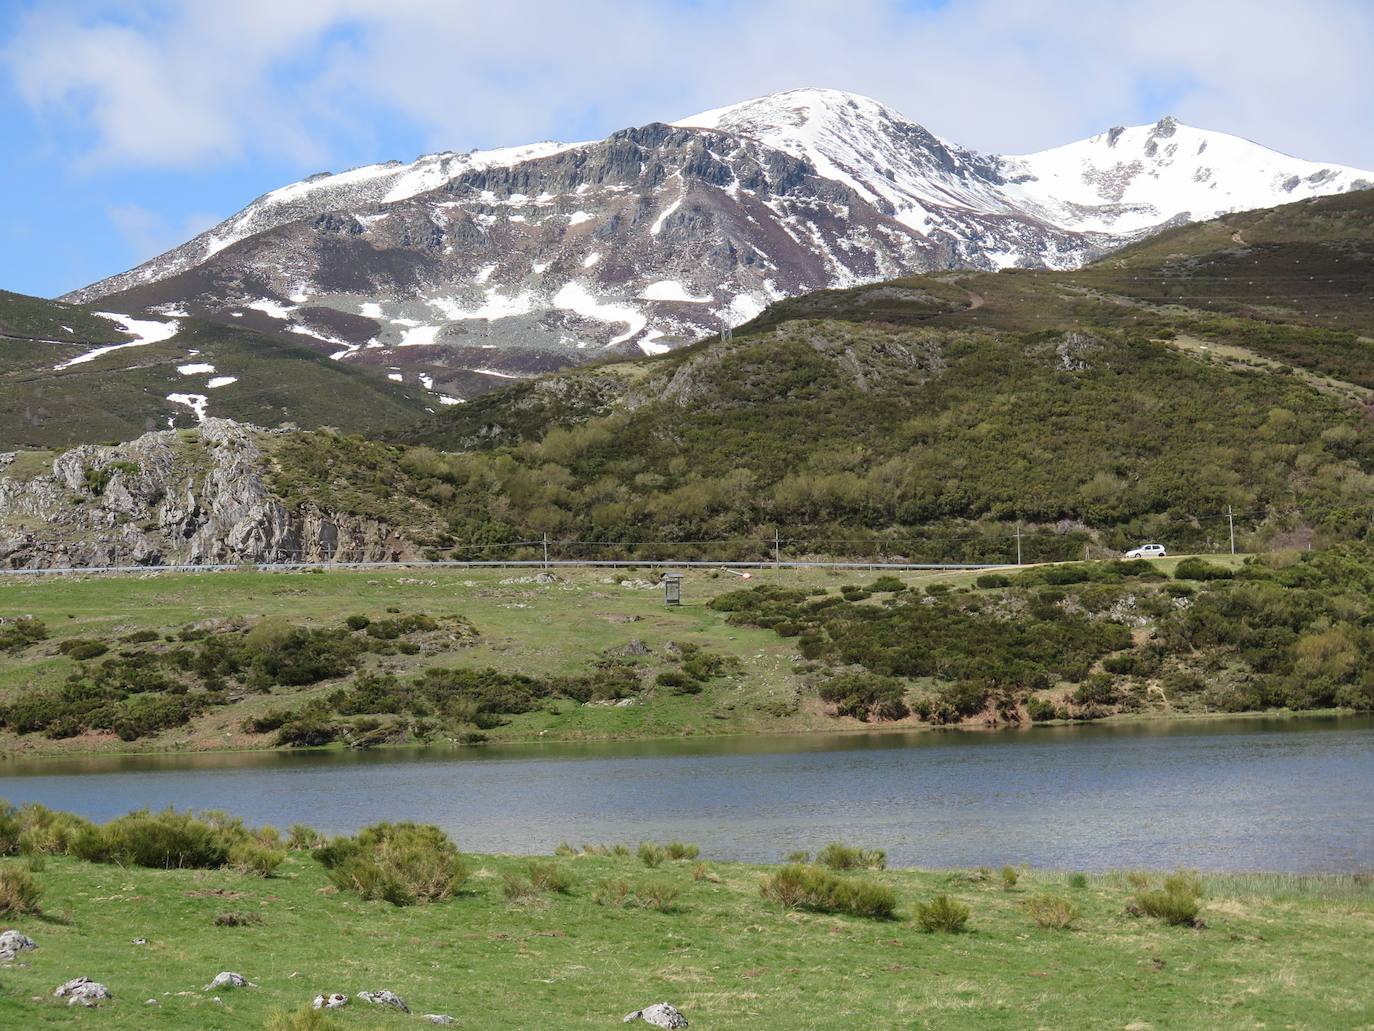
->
[230,840,286,877]
[59,638,110,660]
[72,808,243,869]
[1068,872,1089,889]
[592,877,679,912]
[869,576,906,593]
[816,842,886,871]
[914,894,970,932]
[975,573,1011,589]
[0,618,48,651]
[1026,697,1058,722]
[344,615,371,631]
[655,671,692,690]
[12,803,93,856]
[1025,893,1078,929]
[275,713,339,747]
[1071,674,1118,707]
[314,822,468,906]
[760,864,896,919]
[666,841,700,861]
[1130,870,1203,926]
[1001,865,1019,888]
[818,674,909,722]
[638,842,666,868]
[286,824,324,850]
[0,863,42,915]
[1173,558,1235,581]
[525,860,575,894]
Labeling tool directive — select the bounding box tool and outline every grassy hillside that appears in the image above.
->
[341,191,1374,562]
[2,548,1371,757]
[0,292,431,448]
[0,841,1369,1029]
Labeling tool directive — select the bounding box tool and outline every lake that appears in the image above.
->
[1,715,1371,872]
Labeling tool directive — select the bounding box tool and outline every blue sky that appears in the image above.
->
[3,0,1373,299]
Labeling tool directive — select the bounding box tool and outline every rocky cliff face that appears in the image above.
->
[0,420,420,569]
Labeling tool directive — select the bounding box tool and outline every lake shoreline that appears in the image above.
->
[0,702,1358,766]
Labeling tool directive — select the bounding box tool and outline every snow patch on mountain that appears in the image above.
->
[553,282,647,345]
[55,313,180,370]
[640,280,712,303]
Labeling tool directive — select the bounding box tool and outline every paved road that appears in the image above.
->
[0,558,1011,577]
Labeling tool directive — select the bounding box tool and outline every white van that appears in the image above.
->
[1124,543,1167,559]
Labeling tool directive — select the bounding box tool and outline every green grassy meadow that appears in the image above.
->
[0,850,1370,1029]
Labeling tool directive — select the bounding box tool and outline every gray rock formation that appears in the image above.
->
[314,993,348,1009]
[54,977,112,1006]
[624,1002,689,1028]
[205,971,251,990]
[0,419,422,569]
[423,1016,456,1026]
[0,929,37,961]
[359,989,410,1011]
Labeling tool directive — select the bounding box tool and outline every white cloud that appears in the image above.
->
[4,0,1374,171]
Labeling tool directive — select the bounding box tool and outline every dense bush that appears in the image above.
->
[592,878,680,912]
[760,864,897,919]
[1129,870,1203,927]
[0,863,43,916]
[914,894,970,933]
[1173,558,1236,581]
[1025,893,1078,929]
[0,617,47,652]
[818,674,909,721]
[69,808,267,871]
[815,842,886,871]
[314,822,469,906]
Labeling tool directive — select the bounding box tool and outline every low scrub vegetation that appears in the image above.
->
[815,842,886,871]
[313,822,469,906]
[1128,870,1205,927]
[0,802,284,875]
[760,863,897,919]
[1025,893,1078,929]
[0,863,42,915]
[592,877,680,912]
[914,893,971,933]
[708,542,1374,725]
[0,614,472,741]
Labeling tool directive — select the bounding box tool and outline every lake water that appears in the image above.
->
[1,716,1371,872]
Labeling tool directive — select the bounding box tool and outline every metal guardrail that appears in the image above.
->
[1,558,1013,577]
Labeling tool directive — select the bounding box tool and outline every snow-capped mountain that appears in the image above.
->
[65,88,1373,404]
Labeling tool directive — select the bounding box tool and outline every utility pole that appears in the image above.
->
[1227,505,1235,556]
[542,532,549,570]
[773,529,781,570]
[1016,522,1022,566]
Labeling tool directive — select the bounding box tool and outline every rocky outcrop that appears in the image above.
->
[624,1002,689,1028]
[0,929,37,961]
[54,977,112,1006]
[359,989,409,1011]
[0,419,422,569]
